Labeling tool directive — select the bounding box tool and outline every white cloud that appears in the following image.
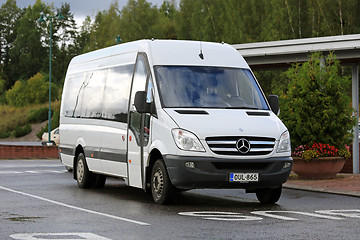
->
[1,0,173,28]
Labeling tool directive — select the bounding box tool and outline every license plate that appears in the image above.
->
[230,173,259,182]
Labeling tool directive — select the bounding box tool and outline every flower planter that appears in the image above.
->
[292,157,346,179]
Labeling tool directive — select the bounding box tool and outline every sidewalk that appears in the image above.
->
[284,173,360,197]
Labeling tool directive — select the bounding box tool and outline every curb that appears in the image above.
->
[283,183,360,198]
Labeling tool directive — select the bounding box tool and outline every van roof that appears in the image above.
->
[68,39,249,71]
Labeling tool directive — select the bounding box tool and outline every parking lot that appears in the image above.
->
[1,159,359,240]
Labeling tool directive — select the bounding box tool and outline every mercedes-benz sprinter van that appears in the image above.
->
[59,40,292,204]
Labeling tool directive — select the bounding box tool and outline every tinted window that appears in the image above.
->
[130,56,148,146]
[61,72,86,117]
[102,65,134,122]
[62,65,135,122]
[80,70,107,118]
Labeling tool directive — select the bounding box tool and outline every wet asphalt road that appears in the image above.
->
[0,160,359,240]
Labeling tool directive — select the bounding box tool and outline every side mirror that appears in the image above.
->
[134,91,151,113]
[268,94,280,115]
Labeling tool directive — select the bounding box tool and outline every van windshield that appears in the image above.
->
[154,66,269,110]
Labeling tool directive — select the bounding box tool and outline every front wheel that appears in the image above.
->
[256,186,282,204]
[151,159,174,204]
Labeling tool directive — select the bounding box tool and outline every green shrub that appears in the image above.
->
[13,124,32,138]
[6,80,27,107]
[37,108,60,139]
[0,130,11,138]
[0,77,7,104]
[5,73,59,107]
[27,107,51,123]
[280,52,355,149]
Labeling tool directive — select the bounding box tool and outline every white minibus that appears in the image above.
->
[59,39,292,204]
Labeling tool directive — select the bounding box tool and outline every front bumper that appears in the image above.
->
[163,155,292,190]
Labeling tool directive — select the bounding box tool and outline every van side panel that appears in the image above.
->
[60,51,138,177]
[100,123,128,177]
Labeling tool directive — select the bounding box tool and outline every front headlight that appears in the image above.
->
[171,129,205,152]
[277,131,291,153]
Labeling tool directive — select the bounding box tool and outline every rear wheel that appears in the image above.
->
[256,186,282,204]
[151,159,174,204]
[76,153,93,188]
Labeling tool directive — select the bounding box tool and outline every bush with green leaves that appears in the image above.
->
[279,52,355,149]
[13,124,32,138]
[37,109,60,139]
[0,130,11,138]
[6,73,58,107]
[0,76,7,104]
[27,107,51,123]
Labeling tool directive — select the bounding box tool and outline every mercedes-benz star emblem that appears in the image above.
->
[236,138,251,154]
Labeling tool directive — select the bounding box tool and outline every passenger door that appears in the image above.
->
[127,54,153,188]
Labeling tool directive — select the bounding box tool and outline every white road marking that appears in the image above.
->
[0,171,22,174]
[251,210,344,221]
[10,232,111,240]
[0,164,64,168]
[315,209,360,218]
[0,185,150,226]
[0,170,67,175]
[178,211,262,221]
[179,210,357,222]
[47,170,67,173]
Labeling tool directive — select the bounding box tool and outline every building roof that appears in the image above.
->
[233,34,360,69]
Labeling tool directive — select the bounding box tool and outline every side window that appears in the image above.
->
[146,76,154,103]
[144,76,154,142]
[130,57,147,105]
[102,64,134,122]
[61,72,86,117]
[80,70,107,119]
[129,55,152,146]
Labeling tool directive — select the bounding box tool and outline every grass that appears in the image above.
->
[0,101,60,138]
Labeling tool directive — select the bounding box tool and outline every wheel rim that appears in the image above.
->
[77,158,84,183]
[152,168,164,199]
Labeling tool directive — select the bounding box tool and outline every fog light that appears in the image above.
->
[185,162,195,168]
[283,162,292,169]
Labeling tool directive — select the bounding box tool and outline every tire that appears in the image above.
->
[93,174,106,188]
[256,186,282,204]
[76,153,93,188]
[151,159,174,204]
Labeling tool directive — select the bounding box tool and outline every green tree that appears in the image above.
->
[73,16,92,54]
[0,0,22,89]
[0,75,5,94]
[118,0,162,42]
[86,1,121,50]
[279,52,355,149]
[52,3,78,83]
[8,0,51,82]
[158,0,177,39]
[0,74,6,104]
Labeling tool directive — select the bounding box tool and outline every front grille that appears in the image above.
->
[206,136,275,156]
